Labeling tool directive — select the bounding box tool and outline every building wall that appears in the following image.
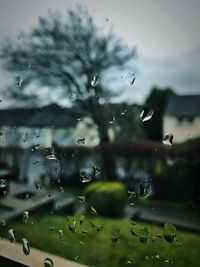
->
[163,115,200,143]
[0,126,52,148]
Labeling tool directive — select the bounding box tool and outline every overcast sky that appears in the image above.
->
[0,0,200,106]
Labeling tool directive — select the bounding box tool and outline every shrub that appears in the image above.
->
[84,181,127,217]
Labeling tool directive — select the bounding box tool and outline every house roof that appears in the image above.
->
[0,104,79,128]
[165,95,200,117]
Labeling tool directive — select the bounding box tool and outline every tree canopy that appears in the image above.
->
[142,87,174,140]
[0,6,136,179]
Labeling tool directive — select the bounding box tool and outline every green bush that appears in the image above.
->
[84,181,127,217]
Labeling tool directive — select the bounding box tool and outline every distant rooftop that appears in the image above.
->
[165,94,200,117]
[0,104,79,128]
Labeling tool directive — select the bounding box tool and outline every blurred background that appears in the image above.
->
[0,1,200,267]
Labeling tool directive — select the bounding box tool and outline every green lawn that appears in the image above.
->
[1,214,200,267]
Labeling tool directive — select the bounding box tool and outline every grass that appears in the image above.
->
[1,213,200,267]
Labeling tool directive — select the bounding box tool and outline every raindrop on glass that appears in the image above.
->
[79,215,85,225]
[77,195,86,203]
[69,221,77,233]
[22,238,30,255]
[16,75,23,87]
[163,223,176,243]
[0,219,7,226]
[163,133,174,145]
[91,206,97,216]
[80,241,84,246]
[140,108,154,122]
[22,211,29,224]
[0,179,7,188]
[91,165,101,178]
[111,228,121,244]
[8,228,16,243]
[58,229,64,239]
[32,160,39,165]
[126,72,136,85]
[80,171,92,183]
[35,182,42,190]
[44,257,54,267]
[23,133,29,142]
[46,148,57,160]
[128,191,137,199]
[138,226,150,244]
[91,74,100,87]
[139,180,152,198]
[77,138,85,145]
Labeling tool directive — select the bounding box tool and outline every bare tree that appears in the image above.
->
[1,6,135,180]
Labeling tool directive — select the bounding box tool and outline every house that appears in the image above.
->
[163,95,200,143]
[0,104,101,184]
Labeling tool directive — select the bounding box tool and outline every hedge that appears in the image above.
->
[84,181,127,217]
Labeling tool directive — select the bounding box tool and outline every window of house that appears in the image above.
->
[177,115,195,125]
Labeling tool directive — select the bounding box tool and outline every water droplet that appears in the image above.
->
[163,133,174,145]
[0,219,7,226]
[130,227,138,237]
[155,254,160,260]
[46,148,61,180]
[140,108,154,122]
[69,221,77,233]
[8,228,16,243]
[138,226,150,244]
[163,223,176,243]
[16,75,23,87]
[58,229,64,239]
[157,233,162,238]
[81,229,88,234]
[91,165,101,178]
[126,72,136,86]
[59,186,64,193]
[70,93,77,101]
[22,211,29,224]
[46,148,57,160]
[128,191,137,199]
[0,179,7,188]
[109,116,116,124]
[23,133,29,142]
[35,182,42,190]
[91,74,100,87]
[77,138,85,144]
[120,109,127,116]
[96,225,103,232]
[80,241,84,246]
[77,195,86,203]
[91,206,97,216]
[22,238,30,255]
[111,228,121,244]
[32,160,39,164]
[79,215,85,225]
[44,257,54,267]
[80,171,92,183]
[74,256,79,261]
[90,220,95,227]
[139,180,152,198]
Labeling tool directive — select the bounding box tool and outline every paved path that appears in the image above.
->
[0,239,87,267]
[125,205,200,233]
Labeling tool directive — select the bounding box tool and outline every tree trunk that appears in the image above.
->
[98,127,116,181]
